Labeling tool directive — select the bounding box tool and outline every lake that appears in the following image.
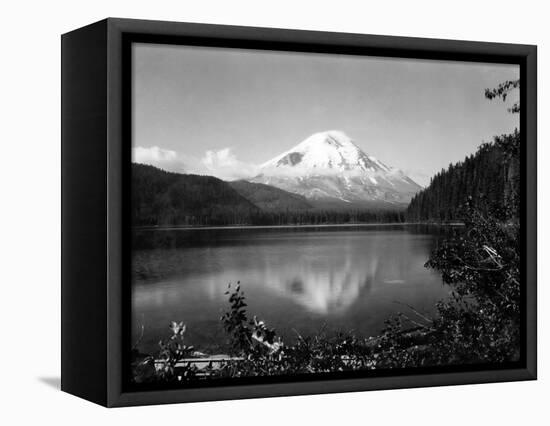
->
[131,225,453,355]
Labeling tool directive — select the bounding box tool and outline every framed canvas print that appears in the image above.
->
[61,18,537,407]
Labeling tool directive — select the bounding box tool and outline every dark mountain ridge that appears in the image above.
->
[132,163,259,226]
[228,180,312,211]
[406,130,519,222]
[131,163,406,226]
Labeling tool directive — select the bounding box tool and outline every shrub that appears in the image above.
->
[131,321,198,383]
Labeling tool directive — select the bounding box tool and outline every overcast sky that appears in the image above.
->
[132,43,519,186]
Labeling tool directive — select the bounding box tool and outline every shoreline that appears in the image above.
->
[133,222,465,231]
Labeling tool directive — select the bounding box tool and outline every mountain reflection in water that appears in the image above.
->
[258,250,376,315]
[132,226,452,354]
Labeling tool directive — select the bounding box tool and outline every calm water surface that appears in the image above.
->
[131,225,452,354]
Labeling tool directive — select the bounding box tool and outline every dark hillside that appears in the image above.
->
[229,180,312,211]
[132,164,260,226]
[132,164,410,226]
[406,130,519,222]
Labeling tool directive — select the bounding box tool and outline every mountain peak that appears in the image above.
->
[298,130,355,148]
[252,130,421,205]
[259,130,390,174]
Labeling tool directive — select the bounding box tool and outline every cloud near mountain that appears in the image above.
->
[132,146,187,173]
[132,145,259,180]
[201,147,260,180]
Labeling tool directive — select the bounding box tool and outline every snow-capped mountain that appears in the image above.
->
[251,130,421,204]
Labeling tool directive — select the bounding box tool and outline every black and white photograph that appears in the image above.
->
[129,42,522,386]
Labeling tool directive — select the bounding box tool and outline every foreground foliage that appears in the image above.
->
[378,203,520,368]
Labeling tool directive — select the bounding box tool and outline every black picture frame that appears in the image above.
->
[61,17,537,407]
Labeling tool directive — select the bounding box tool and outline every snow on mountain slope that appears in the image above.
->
[260,130,391,174]
[252,130,422,204]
